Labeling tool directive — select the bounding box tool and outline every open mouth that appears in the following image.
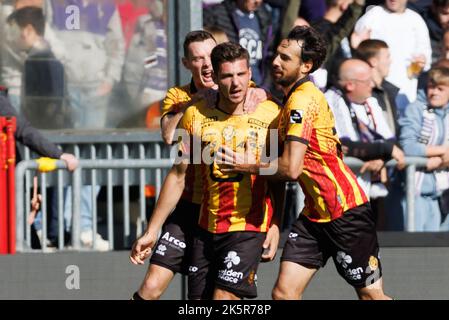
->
[230,89,242,98]
[201,70,213,83]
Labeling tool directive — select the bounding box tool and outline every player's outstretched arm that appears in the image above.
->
[130,162,187,265]
[218,140,307,181]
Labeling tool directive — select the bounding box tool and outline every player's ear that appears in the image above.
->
[300,60,313,74]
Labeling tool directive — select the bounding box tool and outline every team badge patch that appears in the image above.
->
[290,110,303,124]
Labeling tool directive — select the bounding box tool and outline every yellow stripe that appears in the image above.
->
[227,181,245,232]
[300,172,330,221]
[259,184,270,232]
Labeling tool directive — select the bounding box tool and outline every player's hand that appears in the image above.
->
[216,142,259,174]
[28,176,42,225]
[360,159,384,174]
[350,27,371,49]
[60,153,79,172]
[391,145,406,170]
[261,224,279,262]
[244,87,267,114]
[130,232,157,265]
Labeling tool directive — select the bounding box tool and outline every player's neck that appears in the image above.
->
[217,96,245,115]
[282,75,309,96]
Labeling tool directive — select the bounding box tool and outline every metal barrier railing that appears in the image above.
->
[15,158,173,252]
[15,154,431,252]
[344,156,429,232]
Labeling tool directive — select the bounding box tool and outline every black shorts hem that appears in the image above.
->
[149,260,182,275]
[280,257,323,270]
[214,283,257,299]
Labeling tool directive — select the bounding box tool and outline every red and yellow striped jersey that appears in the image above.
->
[179,100,281,233]
[162,81,202,204]
[278,77,368,222]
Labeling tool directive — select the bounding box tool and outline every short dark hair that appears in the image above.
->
[286,26,327,73]
[211,42,249,75]
[433,0,449,8]
[183,30,216,58]
[8,7,45,36]
[355,39,389,62]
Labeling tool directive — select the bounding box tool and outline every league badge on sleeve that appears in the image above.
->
[290,110,303,124]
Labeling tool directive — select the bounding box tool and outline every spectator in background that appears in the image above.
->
[121,0,167,127]
[44,0,125,129]
[116,0,149,50]
[312,0,366,90]
[204,25,230,44]
[299,0,326,23]
[355,39,400,137]
[43,0,124,250]
[325,59,405,201]
[355,0,432,112]
[203,0,275,87]
[410,0,449,63]
[0,92,78,247]
[399,66,449,231]
[7,6,65,129]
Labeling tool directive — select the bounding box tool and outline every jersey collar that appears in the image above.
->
[190,79,198,94]
[283,75,311,105]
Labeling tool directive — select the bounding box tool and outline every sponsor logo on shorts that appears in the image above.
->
[336,251,352,269]
[248,269,256,285]
[224,251,240,268]
[155,244,167,256]
[189,266,198,273]
[218,251,244,284]
[368,256,378,271]
[288,232,298,239]
[161,231,186,250]
[345,267,364,281]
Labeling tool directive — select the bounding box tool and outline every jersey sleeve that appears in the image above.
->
[175,106,196,159]
[283,92,319,145]
[161,86,192,118]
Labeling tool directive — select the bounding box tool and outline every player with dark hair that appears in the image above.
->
[218,26,391,300]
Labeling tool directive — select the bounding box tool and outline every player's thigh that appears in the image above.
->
[188,228,215,300]
[273,260,318,298]
[327,203,383,289]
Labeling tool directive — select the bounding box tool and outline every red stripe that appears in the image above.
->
[305,130,343,219]
[245,176,269,231]
[199,164,210,230]
[215,182,235,233]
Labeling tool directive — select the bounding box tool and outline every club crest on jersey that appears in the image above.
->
[290,110,303,124]
[222,126,235,141]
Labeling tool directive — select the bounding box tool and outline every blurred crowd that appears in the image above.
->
[2,0,449,232]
